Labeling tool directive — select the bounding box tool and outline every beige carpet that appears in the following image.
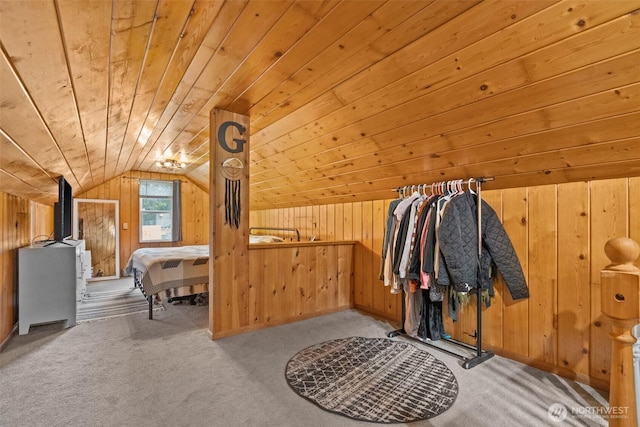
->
[0,302,609,426]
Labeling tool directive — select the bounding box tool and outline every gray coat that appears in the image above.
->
[438,192,529,300]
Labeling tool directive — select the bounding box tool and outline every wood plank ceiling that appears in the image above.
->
[1,0,639,209]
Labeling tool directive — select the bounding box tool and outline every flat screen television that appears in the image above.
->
[53,176,73,241]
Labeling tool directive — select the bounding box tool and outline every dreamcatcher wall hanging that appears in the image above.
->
[220,157,244,229]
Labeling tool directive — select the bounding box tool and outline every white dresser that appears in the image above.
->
[18,240,88,335]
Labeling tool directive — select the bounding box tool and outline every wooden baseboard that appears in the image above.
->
[486,345,610,392]
[0,323,18,352]
[211,305,354,340]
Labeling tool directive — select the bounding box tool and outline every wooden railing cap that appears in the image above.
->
[604,237,640,272]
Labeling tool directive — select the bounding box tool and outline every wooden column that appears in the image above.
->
[209,109,250,338]
[600,237,640,427]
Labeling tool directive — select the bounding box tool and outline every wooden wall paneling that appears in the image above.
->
[323,244,337,310]
[308,245,322,313]
[1,193,8,340]
[326,205,336,241]
[630,177,640,262]
[372,200,385,315]
[248,248,263,327]
[381,199,397,318]
[557,181,591,377]
[528,185,558,365]
[30,200,53,241]
[343,203,353,240]
[119,176,131,273]
[129,176,141,254]
[361,201,374,310]
[0,192,32,343]
[352,202,364,308]
[304,245,317,315]
[481,189,504,349]
[183,180,194,245]
[334,203,344,241]
[262,249,276,324]
[337,244,353,307]
[501,187,530,357]
[311,205,320,239]
[291,246,305,318]
[589,178,629,382]
[318,205,327,241]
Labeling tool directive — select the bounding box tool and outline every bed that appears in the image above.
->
[125,245,210,318]
[125,228,299,319]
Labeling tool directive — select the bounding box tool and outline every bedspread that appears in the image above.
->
[125,245,209,297]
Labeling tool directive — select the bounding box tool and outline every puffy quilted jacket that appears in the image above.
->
[438,192,529,300]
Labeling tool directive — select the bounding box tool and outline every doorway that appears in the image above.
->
[73,198,120,281]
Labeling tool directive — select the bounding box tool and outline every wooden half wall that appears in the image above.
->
[249,177,640,389]
[0,192,53,345]
[212,241,355,339]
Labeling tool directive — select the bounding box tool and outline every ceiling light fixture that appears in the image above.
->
[156,159,186,170]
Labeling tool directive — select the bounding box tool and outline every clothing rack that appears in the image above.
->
[387,176,495,369]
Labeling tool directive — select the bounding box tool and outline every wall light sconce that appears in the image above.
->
[156,159,186,170]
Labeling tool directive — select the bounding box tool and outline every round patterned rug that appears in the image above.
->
[285,336,458,423]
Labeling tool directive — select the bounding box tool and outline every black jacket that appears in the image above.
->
[438,192,529,300]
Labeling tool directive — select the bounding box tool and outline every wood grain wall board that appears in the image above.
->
[0,52,77,199]
[557,181,591,376]
[589,178,628,382]
[479,190,505,349]
[0,170,51,206]
[352,202,364,308]
[0,133,59,202]
[372,200,386,315]
[337,244,353,308]
[210,109,250,335]
[527,185,558,365]
[113,0,197,177]
[0,0,92,192]
[246,0,401,132]
[133,0,246,171]
[0,192,34,342]
[215,1,337,112]
[491,188,530,356]
[1,193,7,340]
[360,200,373,310]
[246,0,432,134]
[250,0,630,162]
[250,112,640,195]
[56,0,111,186]
[248,247,263,326]
[251,47,640,188]
[251,144,640,210]
[103,0,158,182]
[631,177,640,261]
[136,0,329,172]
[136,1,291,171]
[331,0,556,105]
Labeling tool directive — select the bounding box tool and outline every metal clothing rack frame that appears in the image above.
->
[387,176,495,369]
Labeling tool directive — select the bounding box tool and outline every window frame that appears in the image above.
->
[139,179,175,243]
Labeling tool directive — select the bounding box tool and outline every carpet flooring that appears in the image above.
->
[77,283,162,323]
[0,299,610,426]
[286,336,458,423]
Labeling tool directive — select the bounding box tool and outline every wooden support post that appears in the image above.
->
[209,109,250,339]
[600,237,640,427]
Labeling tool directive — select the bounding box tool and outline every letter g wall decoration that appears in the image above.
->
[217,120,246,229]
[217,121,246,153]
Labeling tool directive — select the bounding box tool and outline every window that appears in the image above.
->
[139,180,181,242]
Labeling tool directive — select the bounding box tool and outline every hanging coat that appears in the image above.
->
[438,191,529,300]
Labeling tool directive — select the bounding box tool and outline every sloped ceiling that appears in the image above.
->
[1,0,639,210]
